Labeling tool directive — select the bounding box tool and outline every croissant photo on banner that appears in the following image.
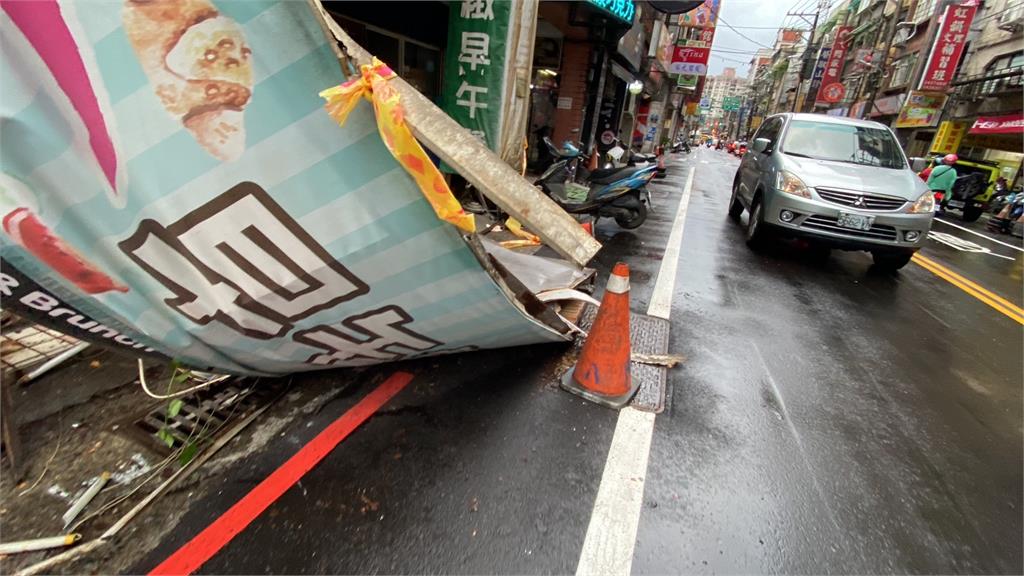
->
[0,0,584,375]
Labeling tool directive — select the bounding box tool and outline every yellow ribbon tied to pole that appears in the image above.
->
[319,58,476,233]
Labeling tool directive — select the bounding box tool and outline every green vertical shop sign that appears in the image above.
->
[441,0,511,162]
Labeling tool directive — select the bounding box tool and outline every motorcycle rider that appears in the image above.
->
[918,157,939,182]
[927,154,958,212]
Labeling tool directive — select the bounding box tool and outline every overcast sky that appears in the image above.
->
[706,0,804,77]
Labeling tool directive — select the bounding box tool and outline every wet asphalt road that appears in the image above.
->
[137,148,1022,574]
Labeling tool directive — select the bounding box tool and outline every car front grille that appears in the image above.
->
[801,215,899,242]
[816,188,907,211]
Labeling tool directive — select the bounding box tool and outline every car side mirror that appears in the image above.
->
[752,138,770,153]
[910,157,928,172]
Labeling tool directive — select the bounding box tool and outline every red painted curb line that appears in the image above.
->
[149,371,415,575]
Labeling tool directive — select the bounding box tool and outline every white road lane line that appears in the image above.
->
[648,168,696,320]
[575,408,656,576]
[933,217,1024,253]
[575,167,695,576]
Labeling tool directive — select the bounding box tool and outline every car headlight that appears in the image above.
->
[909,192,935,213]
[775,170,811,198]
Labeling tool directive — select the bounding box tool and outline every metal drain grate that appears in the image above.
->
[119,378,270,455]
[575,306,671,413]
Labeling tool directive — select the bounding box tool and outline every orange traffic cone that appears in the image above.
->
[561,262,636,408]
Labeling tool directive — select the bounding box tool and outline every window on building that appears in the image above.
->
[334,16,443,101]
[981,51,1024,94]
[889,53,918,87]
[911,0,937,23]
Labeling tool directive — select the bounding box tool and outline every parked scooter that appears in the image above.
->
[670,138,691,154]
[535,137,656,229]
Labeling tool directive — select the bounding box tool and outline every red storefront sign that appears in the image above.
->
[969,114,1024,134]
[669,45,711,75]
[815,26,853,104]
[920,3,977,92]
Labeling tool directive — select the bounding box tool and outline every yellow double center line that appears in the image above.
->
[911,253,1024,325]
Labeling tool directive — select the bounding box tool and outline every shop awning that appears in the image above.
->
[969,114,1024,134]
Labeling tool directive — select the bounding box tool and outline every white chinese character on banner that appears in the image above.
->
[455,81,488,119]
[931,69,947,82]
[458,31,491,73]
[120,183,368,339]
[938,55,951,68]
[941,42,957,56]
[949,20,965,33]
[460,0,494,20]
[294,306,440,366]
[954,7,969,18]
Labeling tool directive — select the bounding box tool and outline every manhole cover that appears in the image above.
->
[575,306,671,413]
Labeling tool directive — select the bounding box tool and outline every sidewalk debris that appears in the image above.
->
[0,534,81,556]
[13,401,274,576]
[16,343,90,385]
[17,426,62,497]
[630,353,686,368]
[62,472,110,530]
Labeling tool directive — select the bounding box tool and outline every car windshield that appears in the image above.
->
[781,120,905,169]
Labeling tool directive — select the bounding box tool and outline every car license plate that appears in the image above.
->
[837,212,873,231]
[948,200,965,208]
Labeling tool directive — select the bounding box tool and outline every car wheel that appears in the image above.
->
[745,197,770,249]
[872,251,913,271]
[728,180,744,221]
[962,205,983,222]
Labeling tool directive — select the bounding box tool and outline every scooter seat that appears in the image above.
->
[589,165,649,184]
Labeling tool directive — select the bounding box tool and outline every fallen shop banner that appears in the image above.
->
[0,0,582,375]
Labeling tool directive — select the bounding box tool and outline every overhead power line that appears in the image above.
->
[720,24,803,30]
[713,44,765,52]
[711,54,753,64]
[717,16,775,49]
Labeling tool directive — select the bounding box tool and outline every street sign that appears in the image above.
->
[820,82,846,104]
[669,45,710,75]
[815,26,852,104]
[677,74,698,88]
[722,96,741,111]
[920,4,977,92]
[441,0,512,158]
[930,121,968,154]
[894,91,947,128]
[678,0,720,28]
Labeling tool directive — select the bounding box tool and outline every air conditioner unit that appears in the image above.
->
[892,22,915,47]
[998,2,1024,32]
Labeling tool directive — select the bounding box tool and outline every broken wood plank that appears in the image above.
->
[630,353,686,368]
[307,0,601,268]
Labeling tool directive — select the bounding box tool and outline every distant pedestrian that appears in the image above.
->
[927,154,958,211]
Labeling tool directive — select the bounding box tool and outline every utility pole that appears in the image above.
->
[789,0,827,112]
[865,0,905,116]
